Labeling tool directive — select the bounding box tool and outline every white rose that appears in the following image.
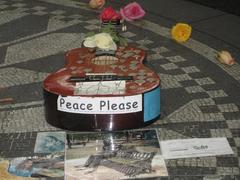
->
[94,33,117,50]
[217,50,236,66]
[83,36,96,48]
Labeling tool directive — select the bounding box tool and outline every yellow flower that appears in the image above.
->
[171,23,192,42]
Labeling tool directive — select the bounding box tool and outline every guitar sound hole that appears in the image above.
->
[92,55,119,65]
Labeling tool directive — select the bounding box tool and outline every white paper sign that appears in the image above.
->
[57,95,142,114]
[160,138,233,159]
[74,80,126,95]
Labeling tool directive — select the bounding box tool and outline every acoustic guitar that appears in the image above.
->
[43,46,160,131]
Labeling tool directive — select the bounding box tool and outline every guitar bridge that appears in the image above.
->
[69,74,133,82]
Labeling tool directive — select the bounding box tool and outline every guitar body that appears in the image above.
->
[43,46,160,131]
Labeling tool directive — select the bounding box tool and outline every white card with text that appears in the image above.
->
[160,137,233,159]
[57,94,142,114]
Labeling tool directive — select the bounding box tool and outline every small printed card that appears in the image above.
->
[34,132,65,153]
[160,137,233,159]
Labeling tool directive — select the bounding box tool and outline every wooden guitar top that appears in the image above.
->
[44,46,160,96]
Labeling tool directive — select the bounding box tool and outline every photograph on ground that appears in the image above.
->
[34,132,65,154]
[65,129,168,180]
[8,153,64,178]
[7,131,65,178]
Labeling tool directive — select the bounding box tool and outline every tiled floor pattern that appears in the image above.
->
[0,0,239,179]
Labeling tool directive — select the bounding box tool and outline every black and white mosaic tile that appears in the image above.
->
[0,0,239,179]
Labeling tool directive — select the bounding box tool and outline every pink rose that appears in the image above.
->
[120,2,145,21]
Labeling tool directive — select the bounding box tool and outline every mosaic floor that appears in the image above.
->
[0,0,239,179]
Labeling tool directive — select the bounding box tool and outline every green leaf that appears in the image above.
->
[112,34,119,41]
[119,37,128,46]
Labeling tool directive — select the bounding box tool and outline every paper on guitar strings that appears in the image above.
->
[74,80,126,95]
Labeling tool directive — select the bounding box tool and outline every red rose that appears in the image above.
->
[100,7,121,21]
[120,2,145,21]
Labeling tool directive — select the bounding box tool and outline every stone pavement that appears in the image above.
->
[0,0,239,179]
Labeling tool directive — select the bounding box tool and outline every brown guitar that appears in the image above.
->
[43,46,160,131]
